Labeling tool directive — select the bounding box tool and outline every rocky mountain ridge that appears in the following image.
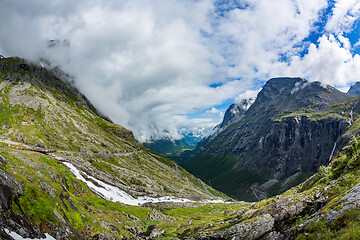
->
[182,77,357,201]
[348,81,360,96]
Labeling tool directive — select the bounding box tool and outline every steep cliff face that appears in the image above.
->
[348,81,360,96]
[193,98,255,156]
[182,77,356,201]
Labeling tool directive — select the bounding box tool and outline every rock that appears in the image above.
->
[0,154,7,164]
[53,210,67,225]
[129,227,142,236]
[149,229,165,239]
[347,82,360,96]
[323,182,360,222]
[38,181,56,198]
[148,210,172,221]
[0,168,23,210]
[92,232,121,240]
[263,231,285,240]
[261,195,309,222]
[209,214,274,240]
[123,212,140,220]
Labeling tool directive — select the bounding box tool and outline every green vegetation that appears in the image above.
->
[297,208,360,240]
[2,56,360,239]
[275,96,359,123]
[143,138,197,161]
[0,56,230,238]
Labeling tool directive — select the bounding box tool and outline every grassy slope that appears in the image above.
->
[0,57,228,238]
[1,57,360,239]
[4,133,360,239]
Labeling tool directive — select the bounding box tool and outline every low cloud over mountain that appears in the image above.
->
[1,0,360,141]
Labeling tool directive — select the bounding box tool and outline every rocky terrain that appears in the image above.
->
[1,57,360,240]
[182,77,358,201]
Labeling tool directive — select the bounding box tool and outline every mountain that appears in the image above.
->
[219,98,255,129]
[2,58,360,240]
[348,81,360,96]
[142,134,201,161]
[182,77,357,201]
[0,56,227,239]
[192,98,255,157]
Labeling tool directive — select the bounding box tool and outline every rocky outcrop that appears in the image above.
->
[205,214,274,240]
[0,167,44,239]
[0,167,23,211]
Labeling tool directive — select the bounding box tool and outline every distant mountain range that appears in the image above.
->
[142,133,201,160]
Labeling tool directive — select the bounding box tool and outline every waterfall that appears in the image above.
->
[329,142,337,162]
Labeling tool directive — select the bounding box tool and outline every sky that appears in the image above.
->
[1,0,360,142]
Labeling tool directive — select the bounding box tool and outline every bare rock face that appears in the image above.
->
[0,168,23,210]
[0,167,45,239]
[208,214,274,240]
[260,194,310,223]
[306,182,360,224]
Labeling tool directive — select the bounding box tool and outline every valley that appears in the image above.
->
[181,77,360,201]
[1,56,360,240]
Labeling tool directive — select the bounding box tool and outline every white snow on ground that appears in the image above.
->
[63,162,199,206]
[4,228,56,240]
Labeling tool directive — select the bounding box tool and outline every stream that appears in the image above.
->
[349,99,359,125]
[63,162,225,206]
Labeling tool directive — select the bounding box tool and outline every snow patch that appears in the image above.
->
[63,162,196,206]
[4,229,56,240]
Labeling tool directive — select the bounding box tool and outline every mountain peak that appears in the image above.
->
[251,77,346,114]
[348,82,360,96]
[219,98,255,129]
[257,77,307,101]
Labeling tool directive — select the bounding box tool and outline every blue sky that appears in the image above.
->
[1,0,360,142]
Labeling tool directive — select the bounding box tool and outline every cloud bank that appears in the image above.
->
[0,0,359,142]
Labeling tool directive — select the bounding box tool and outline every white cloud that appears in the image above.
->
[204,107,223,115]
[326,0,360,34]
[1,0,360,142]
[210,0,328,80]
[285,35,360,87]
[0,0,242,142]
[234,89,261,103]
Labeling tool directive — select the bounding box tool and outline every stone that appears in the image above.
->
[210,214,274,240]
[53,210,66,225]
[0,168,23,210]
[149,229,165,239]
[92,232,121,240]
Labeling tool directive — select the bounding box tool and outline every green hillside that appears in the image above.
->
[1,58,360,239]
